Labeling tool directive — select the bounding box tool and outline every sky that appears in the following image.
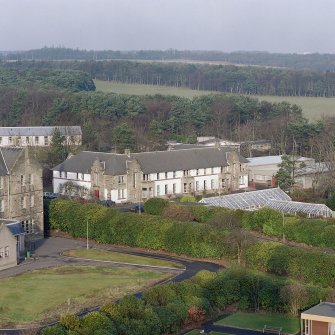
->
[1,0,335,53]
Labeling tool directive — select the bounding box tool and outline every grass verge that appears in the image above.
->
[0,265,170,328]
[215,311,300,334]
[63,248,184,268]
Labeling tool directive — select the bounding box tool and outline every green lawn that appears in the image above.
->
[215,312,300,334]
[63,248,184,269]
[0,265,169,327]
[95,80,335,121]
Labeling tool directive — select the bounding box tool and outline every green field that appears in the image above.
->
[0,265,169,327]
[215,312,300,334]
[95,80,335,121]
[63,248,184,269]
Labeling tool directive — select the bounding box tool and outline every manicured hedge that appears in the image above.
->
[245,242,335,287]
[50,199,229,259]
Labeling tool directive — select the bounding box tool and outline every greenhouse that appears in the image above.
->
[265,199,333,218]
[199,188,291,210]
[199,188,333,218]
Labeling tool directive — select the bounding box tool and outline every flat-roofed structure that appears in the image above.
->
[301,302,335,335]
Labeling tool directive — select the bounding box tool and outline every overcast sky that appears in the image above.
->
[1,0,335,53]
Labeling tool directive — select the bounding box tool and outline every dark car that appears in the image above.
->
[101,199,116,207]
[43,192,57,199]
[131,204,144,213]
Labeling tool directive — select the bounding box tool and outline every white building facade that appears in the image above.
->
[53,147,249,204]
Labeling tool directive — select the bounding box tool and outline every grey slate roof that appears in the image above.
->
[53,147,248,175]
[0,147,23,175]
[302,302,335,318]
[0,126,82,136]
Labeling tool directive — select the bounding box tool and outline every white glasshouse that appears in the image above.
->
[199,188,333,218]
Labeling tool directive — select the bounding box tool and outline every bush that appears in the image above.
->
[144,198,169,215]
[41,325,66,335]
[180,195,196,203]
[80,312,116,335]
[162,204,195,222]
[60,313,80,331]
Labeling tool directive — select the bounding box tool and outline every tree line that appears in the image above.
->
[3,59,335,96]
[3,47,335,71]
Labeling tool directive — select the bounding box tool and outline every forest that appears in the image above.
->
[3,47,335,71]
[2,59,335,97]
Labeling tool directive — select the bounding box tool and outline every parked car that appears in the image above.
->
[130,204,144,213]
[101,199,116,207]
[43,192,57,199]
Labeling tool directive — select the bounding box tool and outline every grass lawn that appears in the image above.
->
[63,248,184,269]
[215,311,300,334]
[0,265,170,327]
[95,80,335,121]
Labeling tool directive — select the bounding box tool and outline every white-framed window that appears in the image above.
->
[28,174,33,185]
[196,181,199,191]
[26,136,30,144]
[196,169,199,176]
[4,246,9,257]
[44,136,49,145]
[35,136,39,144]
[165,172,168,179]
[183,170,189,177]
[203,180,207,190]
[173,183,176,194]
[157,185,160,196]
[118,175,124,184]
[20,175,25,187]
[164,184,168,195]
[156,173,160,180]
[173,171,176,178]
[8,136,12,144]
[118,189,125,199]
[143,174,149,181]
[211,179,215,189]
[183,183,187,193]
[211,167,214,174]
[61,171,67,179]
[204,168,207,175]
[221,179,226,188]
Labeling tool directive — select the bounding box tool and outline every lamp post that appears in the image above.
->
[86,218,89,250]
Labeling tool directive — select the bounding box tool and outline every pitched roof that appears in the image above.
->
[302,302,335,318]
[53,147,248,175]
[0,126,82,136]
[6,223,25,236]
[199,188,291,209]
[0,147,23,175]
[247,155,314,166]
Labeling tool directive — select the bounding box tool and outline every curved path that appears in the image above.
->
[0,237,221,334]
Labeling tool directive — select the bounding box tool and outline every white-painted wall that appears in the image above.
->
[0,135,81,147]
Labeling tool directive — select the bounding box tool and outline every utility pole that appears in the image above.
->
[86,218,89,250]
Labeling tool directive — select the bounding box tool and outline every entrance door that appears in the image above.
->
[94,189,99,198]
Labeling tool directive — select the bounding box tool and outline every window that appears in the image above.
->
[183,170,189,177]
[157,185,160,196]
[173,183,176,194]
[204,168,207,175]
[203,180,207,190]
[35,136,39,144]
[0,247,3,258]
[28,174,33,185]
[143,174,149,181]
[196,181,199,191]
[21,220,33,234]
[183,183,187,193]
[133,173,136,188]
[211,179,215,189]
[156,173,160,180]
[4,246,9,257]
[78,173,84,180]
[21,196,26,209]
[173,171,176,178]
[17,136,21,144]
[211,167,214,174]
[164,184,168,195]
[26,136,30,144]
[0,200,4,212]
[221,179,226,188]
[8,136,12,144]
[118,189,125,199]
[44,136,49,145]
[61,171,67,179]
[196,169,199,176]
[30,195,34,207]
[118,175,124,184]
[165,172,168,179]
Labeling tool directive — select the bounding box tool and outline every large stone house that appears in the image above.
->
[52,147,249,203]
[0,126,82,147]
[0,147,44,235]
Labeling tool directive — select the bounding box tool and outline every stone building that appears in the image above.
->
[0,126,82,147]
[0,147,44,235]
[52,147,248,203]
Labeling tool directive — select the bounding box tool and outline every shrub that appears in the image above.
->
[144,198,169,215]
[80,312,116,335]
[179,195,196,203]
[60,313,80,331]
[41,325,66,335]
[162,204,195,222]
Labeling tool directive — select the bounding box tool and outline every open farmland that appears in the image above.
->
[0,265,170,327]
[95,80,335,121]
